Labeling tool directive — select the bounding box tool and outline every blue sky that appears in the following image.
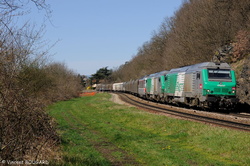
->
[31,0,183,75]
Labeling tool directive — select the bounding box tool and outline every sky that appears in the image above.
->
[29,0,183,75]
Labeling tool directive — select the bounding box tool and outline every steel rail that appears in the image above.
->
[118,93,250,132]
[229,113,250,119]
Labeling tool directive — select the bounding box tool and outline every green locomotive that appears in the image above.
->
[163,62,238,109]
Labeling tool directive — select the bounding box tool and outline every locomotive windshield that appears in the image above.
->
[208,69,231,81]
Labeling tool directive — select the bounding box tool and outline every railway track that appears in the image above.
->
[117,93,250,132]
[229,112,250,119]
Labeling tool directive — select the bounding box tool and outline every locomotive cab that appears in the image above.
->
[200,65,238,109]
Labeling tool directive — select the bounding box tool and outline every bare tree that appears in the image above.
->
[0,0,60,161]
[111,0,250,83]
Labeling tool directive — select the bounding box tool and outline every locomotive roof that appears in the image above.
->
[145,70,169,78]
[139,70,169,80]
[169,62,231,73]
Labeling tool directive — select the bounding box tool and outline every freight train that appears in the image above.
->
[96,62,238,110]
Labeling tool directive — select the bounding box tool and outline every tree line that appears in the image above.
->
[111,0,250,104]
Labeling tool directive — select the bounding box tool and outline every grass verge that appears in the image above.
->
[48,93,250,165]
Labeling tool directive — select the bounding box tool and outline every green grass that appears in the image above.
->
[48,93,250,165]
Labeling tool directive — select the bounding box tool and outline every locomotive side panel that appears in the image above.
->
[146,77,153,95]
[153,76,161,95]
[174,72,185,97]
[165,73,177,96]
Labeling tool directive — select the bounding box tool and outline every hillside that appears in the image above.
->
[111,0,250,105]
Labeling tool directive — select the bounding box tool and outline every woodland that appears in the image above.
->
[0,0,82,160]
[110,0,250,105]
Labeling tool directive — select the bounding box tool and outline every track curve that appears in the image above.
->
[116,93,250,132]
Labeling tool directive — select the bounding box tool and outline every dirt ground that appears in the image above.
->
[109,93,133,106]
